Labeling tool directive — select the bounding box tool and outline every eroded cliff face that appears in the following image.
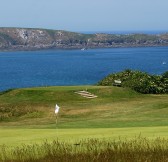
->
[15,29,53,45]
[0,27,168,51]
[0,28,55,49]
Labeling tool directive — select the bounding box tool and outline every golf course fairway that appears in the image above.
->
[0,86,168,147]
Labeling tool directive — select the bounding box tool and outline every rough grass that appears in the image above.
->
[1,137,168,162]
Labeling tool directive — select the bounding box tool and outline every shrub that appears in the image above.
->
[162,71,168,78]
[98,70,168,94]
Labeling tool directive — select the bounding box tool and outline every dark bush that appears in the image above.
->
[162,71,168,78]
[98,70,168,94]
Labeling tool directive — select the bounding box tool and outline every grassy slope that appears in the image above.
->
[0,86,168,146]
[1,86,168,128]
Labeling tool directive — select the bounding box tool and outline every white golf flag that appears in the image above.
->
[55,104,60,114]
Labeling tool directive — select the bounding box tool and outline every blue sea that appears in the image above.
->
[0,47,168,91]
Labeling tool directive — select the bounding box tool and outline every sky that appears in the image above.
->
[0,0,168,32]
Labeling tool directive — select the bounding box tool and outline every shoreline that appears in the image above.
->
[0,27,168,52]
[1,44,168,52]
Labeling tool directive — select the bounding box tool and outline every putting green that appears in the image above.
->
[0,126,168,147]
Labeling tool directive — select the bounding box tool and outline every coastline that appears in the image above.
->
[0,27,168,52]
[1,44,168,52]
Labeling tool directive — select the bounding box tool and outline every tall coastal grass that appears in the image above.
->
[1,137,168,162]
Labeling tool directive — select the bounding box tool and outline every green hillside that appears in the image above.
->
[0,86,168,128]
[0,27,168,51]
[1,86,168,161]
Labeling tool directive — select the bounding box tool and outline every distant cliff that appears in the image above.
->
[0,27,168,51]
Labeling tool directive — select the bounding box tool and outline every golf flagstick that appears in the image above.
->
[55,104,60,128]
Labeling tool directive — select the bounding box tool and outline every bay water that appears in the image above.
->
[0,47,168,91]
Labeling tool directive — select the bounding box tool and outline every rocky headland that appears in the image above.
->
[0,27,168,51]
